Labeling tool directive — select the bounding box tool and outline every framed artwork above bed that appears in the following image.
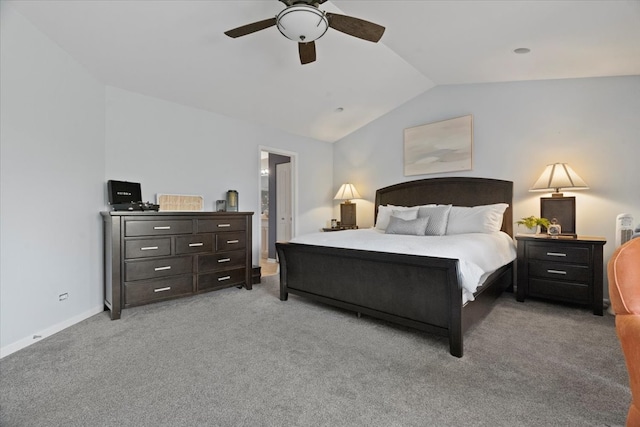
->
[403,115,473,176]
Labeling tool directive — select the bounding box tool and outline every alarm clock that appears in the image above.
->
[547,218,561,237]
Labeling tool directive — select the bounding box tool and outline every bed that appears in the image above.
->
[276,177,515,357]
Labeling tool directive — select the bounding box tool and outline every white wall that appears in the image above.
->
[105,86,334,261]
[1,5,106,354]
[333,75,640,291]
[1,5,333,357]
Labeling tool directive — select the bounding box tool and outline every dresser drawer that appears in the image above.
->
[124,275,193,305]
[529,278,590,303]
[198,268,246,291]
[125,238,171,259]
[528,261,590,282]
[197,218,245,233]
[125,256,193,281]
[216,231,246,252]
[176,234,214,254]
[125,220,193,237]
[528,244,589,264]
[198,250,246,273]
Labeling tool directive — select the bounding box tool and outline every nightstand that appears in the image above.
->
[516,234,606,315]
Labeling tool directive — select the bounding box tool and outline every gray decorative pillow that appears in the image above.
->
[418,204,452,236]
[385,216,430,236]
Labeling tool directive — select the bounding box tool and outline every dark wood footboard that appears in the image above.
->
[278,242,497,357]
[277,242,513,357]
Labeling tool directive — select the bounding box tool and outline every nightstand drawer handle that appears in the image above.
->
[154,287,171,293]
[188,242,204,247]
[547,269,567,275]
[226,240,239,244]
[218,224,231,228]
[546,252,567,257]
[140,246,159,251]
[153,226,171,230]
[218,276,231,282]
[218,258,231,263]
[154,266,171,271]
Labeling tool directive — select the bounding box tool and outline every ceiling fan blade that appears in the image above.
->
[326,13,385,43]
[298,41,316,65]
[224,17,277,38]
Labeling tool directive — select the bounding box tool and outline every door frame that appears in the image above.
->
[258,146,298,262]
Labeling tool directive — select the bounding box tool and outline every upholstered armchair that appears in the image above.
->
[608,237,640,426]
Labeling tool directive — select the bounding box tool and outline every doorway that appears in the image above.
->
[259,148,295,276]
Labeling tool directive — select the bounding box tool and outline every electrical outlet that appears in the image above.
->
[58,293,68,301]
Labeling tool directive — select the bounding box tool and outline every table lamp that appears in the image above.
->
[530,163,588,236]
[334,183,361,228]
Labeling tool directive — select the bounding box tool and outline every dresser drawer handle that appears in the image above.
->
[153,226,171,230]
[154,287,171,293]
[218,258,231,263]
[546,252,566,257]
[188,242,204,247]
[218,276,231,282]
[140,246,159,251]
[154,266,172,271]
[547,269,567,275]
[226,240,239,244]
[218,224,231,228]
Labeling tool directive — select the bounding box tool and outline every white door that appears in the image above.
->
[276,162,292,242]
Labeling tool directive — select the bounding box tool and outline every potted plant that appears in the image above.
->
[516,216,551,234]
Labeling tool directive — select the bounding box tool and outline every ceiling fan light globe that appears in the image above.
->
[277,5,328,42]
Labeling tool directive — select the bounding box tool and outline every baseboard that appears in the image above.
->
[0,305,104,359]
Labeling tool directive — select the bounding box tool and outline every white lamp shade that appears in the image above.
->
[530,163,589,193]
[277,5,329,42]
[334,183,361,201]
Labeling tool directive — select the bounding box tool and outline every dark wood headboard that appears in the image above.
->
[374,177,513,236]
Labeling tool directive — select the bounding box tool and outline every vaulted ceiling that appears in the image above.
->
[6,0,640,142]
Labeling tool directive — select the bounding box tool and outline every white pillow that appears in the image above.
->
[417,204,452,236]
[445,203,509,235]
[385,216,430,236]
[376,205,418,230]
[392,209,418,221]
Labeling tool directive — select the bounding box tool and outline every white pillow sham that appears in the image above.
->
[445,203,509,235]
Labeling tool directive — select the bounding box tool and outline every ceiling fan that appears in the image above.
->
[224,0,385,65]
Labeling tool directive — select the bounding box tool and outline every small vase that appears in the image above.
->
[519,225,538,235]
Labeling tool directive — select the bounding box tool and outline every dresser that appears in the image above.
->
[101,211,253,319]
[515,234,606,315]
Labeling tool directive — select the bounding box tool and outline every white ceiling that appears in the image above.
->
[6,0,640,143]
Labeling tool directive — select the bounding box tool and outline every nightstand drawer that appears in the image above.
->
[529,278,590,303]
[528,245,589,264]
[528,261,590,282]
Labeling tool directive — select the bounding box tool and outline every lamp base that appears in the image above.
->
[340,203,357,228]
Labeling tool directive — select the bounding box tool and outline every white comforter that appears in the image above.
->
[289,228,517,303]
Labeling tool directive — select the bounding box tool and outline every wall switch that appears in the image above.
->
[58,293,68,301]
